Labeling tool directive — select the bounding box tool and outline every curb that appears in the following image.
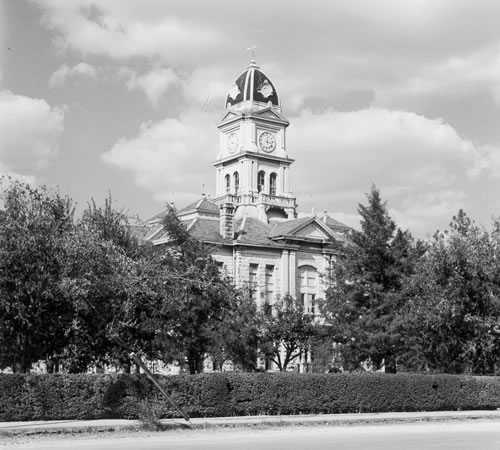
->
[1,411,500,436]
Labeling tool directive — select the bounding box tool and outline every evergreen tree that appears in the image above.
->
[323,185,422,372]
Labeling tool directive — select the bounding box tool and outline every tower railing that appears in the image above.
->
[213,192,296,209]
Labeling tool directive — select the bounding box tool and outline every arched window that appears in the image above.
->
[257,170,265,193]
[233,171,239,194]
[225,174,230,193]
[269,172,277,196]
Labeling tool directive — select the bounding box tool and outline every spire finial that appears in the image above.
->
[247,45,258,64]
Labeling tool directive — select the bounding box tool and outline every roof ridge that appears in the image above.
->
[237,216,248,239]
[186,217,197,232]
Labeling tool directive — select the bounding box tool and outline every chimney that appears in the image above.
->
[220,203,235,240]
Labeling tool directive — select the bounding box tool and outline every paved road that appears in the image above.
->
[4,421,500,449]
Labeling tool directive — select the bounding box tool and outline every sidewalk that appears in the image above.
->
[1,410,500,435]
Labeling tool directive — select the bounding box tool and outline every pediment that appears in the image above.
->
[255,110,282,120]
[253,108,288,122]
[219,110,242,123]
[294,223,331,240]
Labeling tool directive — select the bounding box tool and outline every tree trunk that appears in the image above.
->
[187,350,204,374]
[384,355,397,373]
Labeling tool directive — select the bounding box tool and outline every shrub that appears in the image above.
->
[0,372,499,421]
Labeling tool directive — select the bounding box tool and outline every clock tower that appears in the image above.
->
[213,60,297,222]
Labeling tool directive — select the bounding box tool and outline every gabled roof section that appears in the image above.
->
[187,216,223,244]
[146,208,169,224]
[144,223,167,242]
[323,215,352,232]
[251,107,289,124]
[144,216,223,246]
[268,216,312,238]
[269,215,348,243]
[177,197,219,218]
[234,216,281,247]
[218,109,243,125]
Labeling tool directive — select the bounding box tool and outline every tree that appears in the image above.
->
[323,185,422,372]
[0,184,147,373]
[258,295,316,372]
[74,195,149,372]
[150,208,252,374]
[57,226,135,372]
[208,290,260,372]
[80,194,140,257]
[0,180,75,372]
[400,210,500,374]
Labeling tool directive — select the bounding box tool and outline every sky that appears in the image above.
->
[2,0,500,238]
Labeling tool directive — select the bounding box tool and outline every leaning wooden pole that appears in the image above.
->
[130,352,191,424]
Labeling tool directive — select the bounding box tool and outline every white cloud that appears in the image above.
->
[49,62,97,87]
[389,190,467,236]
[0,172,38,210]
[120,66,179,106]
[49,62,179,105]
[101,110,217,204]
[0,172,37,190]
[182,65,236,112]
[33,0,224,64]
[0,90,64,173]
[0,0,4,86]
[329,212,361,232]
[101,105,500,236]
[289,108,500,236]
[27,0,500,235]
[376,43,500,108]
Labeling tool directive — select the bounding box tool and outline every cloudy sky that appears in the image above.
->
[2,0,500,237]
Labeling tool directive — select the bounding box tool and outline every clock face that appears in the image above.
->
[227,133,239,153]
[259,132,276,152]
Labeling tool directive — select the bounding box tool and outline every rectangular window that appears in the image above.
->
[307,272,316,288]
[249,263,258,300]
[270,173,277,196]
[215,261,225,275]
[302,293,316,314]
[264,265,274,302]
[300,271,306,287]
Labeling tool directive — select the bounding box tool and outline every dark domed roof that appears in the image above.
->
[226,61,279,109]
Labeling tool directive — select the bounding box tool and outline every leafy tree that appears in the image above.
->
[258,295,316,372]
[308,327,343,373]
[80,194,140,257]
[74,195,149,372]
[323,185,423,372]
[57,226,135,372]
[0,184,148,373]
[400,210,500,374]
[208,290,259,372]
[150,208,250,374]
[0,180,74,372]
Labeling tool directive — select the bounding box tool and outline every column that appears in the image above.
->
[281,250,289,296]
[216,168,222,197]
[289,250,296,297]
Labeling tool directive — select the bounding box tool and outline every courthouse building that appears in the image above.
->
[144,59,351,322]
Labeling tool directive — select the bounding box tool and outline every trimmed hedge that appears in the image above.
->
[1,372,499,421]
